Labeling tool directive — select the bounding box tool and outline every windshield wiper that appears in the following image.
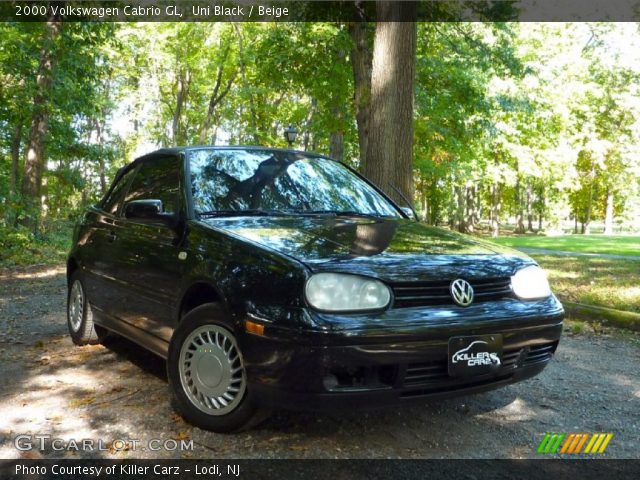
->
[197,209,290,218]
[198,209,391,219]
[296,210,385,218]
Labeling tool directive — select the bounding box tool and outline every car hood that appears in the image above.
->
[202,216,533,282]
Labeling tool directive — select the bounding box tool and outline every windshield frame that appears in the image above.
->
[184,147,408,220]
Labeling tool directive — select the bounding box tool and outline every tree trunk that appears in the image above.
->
[422,194,428,224]
[490,183,500,237]
[94,118,107,195]
[465,185,475,233]
[303,98,317,151]
[80,163,88,206]
[419,176,429,224]
[448,179,456,229]
[348,8,373,170]
[199,43,236,144]
[10,123,22,197]
[329,102,345,161]
[19,16,62,230]
[172,69,190,146]
[474,184,481,224]
[97,157,107,195]
[537,185,545,232]
[604,188,614,235]
[363,1,417,205]
[234,24,260,144]
[329,131,344,162]
[455,186,466,233]
[584,183,593,235]
[526,180,533,232]
[41,176,48,221]
[515,178,525,234]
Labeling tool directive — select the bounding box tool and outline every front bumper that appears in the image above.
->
[241,296,564,411]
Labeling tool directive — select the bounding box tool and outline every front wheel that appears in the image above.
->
[67,272,108,345]
[167,304,267,432]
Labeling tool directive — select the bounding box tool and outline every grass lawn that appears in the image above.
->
[492,234,640,256]
[533,254,640,313]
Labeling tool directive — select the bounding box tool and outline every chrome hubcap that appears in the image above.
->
[178,325,246,416]
[68,280,84,332]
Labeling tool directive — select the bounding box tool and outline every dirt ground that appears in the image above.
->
[0,265,638,459]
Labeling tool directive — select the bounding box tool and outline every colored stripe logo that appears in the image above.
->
[537,433,613,454]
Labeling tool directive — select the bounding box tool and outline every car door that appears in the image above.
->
[81,165,137,318]
[110,155,186,343]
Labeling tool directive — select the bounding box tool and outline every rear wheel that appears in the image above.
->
[167,304,267,432]
[67,272,108,345]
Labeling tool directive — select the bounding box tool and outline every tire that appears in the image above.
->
[67,271,108,345]
[167,303,267,432]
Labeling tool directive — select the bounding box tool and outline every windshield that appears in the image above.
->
[188,149,401,218]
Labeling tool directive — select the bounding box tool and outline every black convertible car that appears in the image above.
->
[66,146,563,432]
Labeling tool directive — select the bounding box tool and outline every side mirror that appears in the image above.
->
[400,207,418,221]
[124,199,175,226]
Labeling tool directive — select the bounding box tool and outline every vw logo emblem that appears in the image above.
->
[450,279,474,307]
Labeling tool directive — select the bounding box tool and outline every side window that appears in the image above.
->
[102,167,135,215]
[123,157,181,216]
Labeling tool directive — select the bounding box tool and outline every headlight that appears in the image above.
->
[511,265,551,300]
[305,273,391,312]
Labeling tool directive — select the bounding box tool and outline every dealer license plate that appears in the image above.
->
[448,334,503,377]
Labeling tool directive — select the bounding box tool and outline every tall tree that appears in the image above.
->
[348,9,373,168]
[363,1,417,204]
[19,15,62,229]
[199,36,237,144]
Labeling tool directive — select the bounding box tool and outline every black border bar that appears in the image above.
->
[1,459,640,480]
[2,0,640,22]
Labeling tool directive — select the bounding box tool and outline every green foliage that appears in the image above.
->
[0,21,124,228]
[1,21,640,257]
[0,221,72,267]
[568,320,586,335]
[414,23,640,233]
[121,22,356,160]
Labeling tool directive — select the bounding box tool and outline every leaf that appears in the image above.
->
[289,445,308,451]
[68,396,96,408]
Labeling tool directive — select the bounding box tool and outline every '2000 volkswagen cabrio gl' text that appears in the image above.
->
[66,147,563,432]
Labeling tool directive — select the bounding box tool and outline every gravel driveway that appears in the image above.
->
[0,265,638,459]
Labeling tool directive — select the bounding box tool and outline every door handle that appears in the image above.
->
[106,231,117,243]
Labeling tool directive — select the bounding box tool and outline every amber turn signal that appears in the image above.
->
[245,320,265,336]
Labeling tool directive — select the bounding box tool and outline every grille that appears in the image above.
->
[404,360,448,385]
[402,341,558,389]
[522,342,556,366]
[391,277,513,308]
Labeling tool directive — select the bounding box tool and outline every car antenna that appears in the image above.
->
[389,184,419,221]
